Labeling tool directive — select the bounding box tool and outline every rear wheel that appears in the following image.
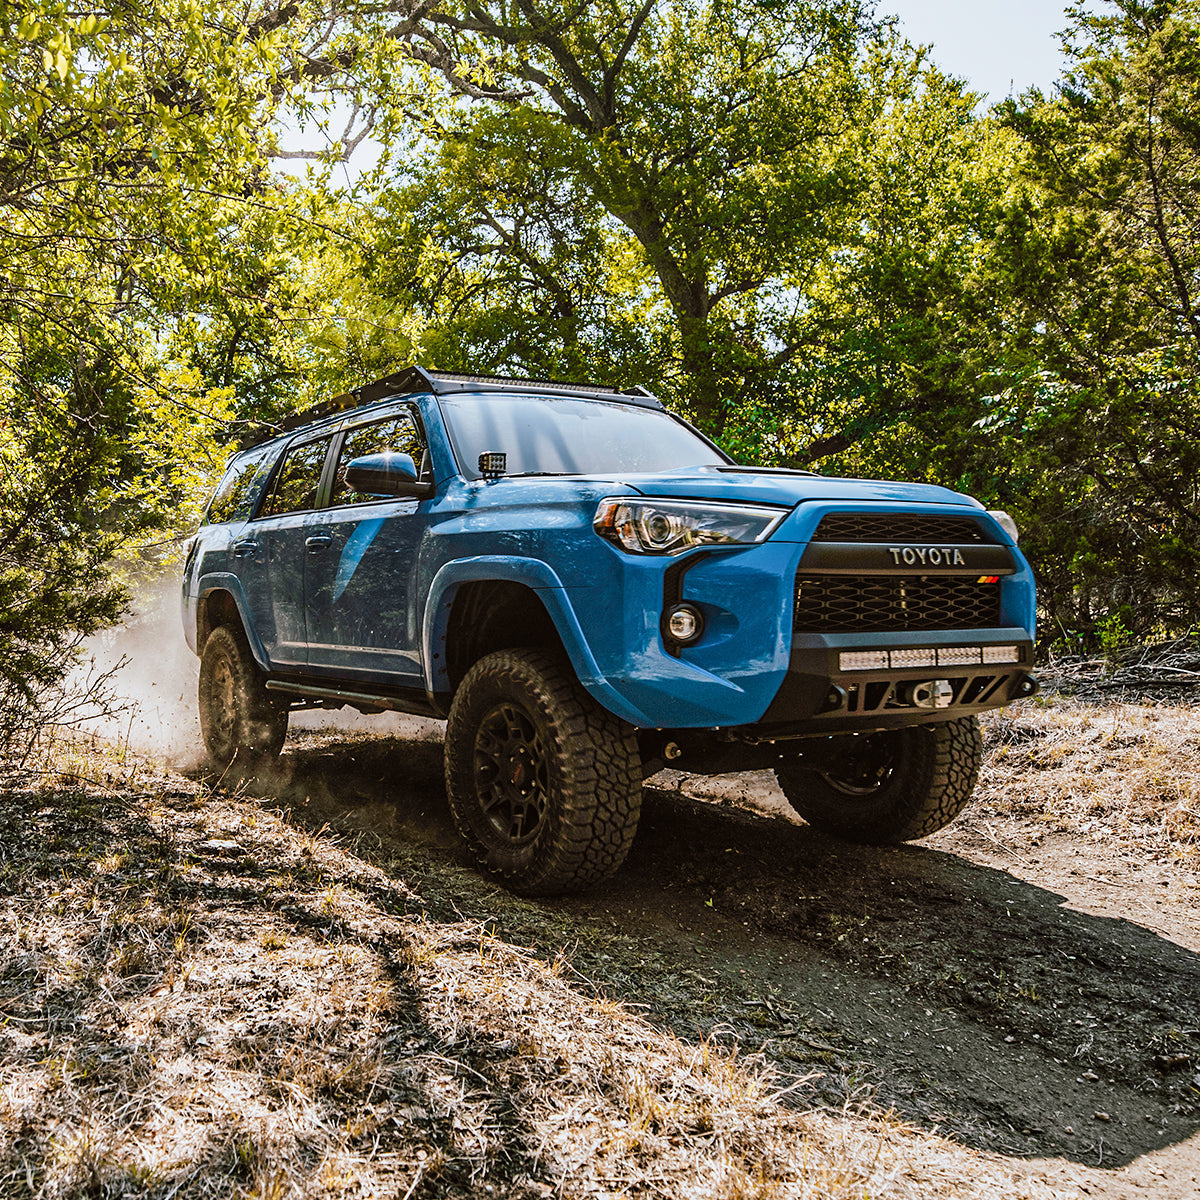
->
[444,649,642,895]
[775,716,982,844]
[198,625,288,769]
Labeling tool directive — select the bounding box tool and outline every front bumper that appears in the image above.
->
[757,628,1038,733]
[572,507,1038,731]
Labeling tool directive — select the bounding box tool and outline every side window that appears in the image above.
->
[331,411,425,507]
[259,436,333,518]
[205,445,275,525]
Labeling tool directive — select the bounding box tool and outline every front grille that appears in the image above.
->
[811,513,991,544]
[794,575,1002,632]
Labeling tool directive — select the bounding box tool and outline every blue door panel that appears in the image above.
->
[305,502,424,681]
[238,513,311,667]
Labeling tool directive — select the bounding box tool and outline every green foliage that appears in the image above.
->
[0,387,127,751]
[975,0,1200,643]
[355,0,878,432]
[0,0,331,742]
[9,0,1200,701]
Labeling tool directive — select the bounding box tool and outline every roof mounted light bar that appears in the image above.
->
[237,365,660,448]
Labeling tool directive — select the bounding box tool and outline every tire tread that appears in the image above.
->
[776,716,982,844]
[198,624,288,769]
[444,649,641,895]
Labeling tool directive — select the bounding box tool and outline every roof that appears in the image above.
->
[236,365,662,449]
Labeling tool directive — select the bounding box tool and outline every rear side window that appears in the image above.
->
[331,411,425,507]
[205,445,276,525]
[259,436,334,518]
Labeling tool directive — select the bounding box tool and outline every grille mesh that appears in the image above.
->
[794,575,1001,633]
[811,513,991,544]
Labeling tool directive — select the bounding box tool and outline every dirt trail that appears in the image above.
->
[245,724,1200,1200]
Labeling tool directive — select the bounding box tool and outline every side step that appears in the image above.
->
[265,679,440,719]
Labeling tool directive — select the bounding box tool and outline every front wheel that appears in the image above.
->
[775,716,983,844]
[197,625,288,769]
[444,649,642,896]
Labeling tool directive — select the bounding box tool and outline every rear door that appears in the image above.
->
[239,433,335,668]
[304,408,429,683]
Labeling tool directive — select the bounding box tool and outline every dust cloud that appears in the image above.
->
[76,581,443,768]
[77,581,206,767]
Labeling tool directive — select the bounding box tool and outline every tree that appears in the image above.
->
[0,0,336,749]
[345,0,878,434]
[978,0,1200,641]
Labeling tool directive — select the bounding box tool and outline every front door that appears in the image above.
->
[304,410,428,684]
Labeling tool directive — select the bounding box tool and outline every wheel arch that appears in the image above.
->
[194,574,270,670]
[443,580,564,690]
[422,557,650,724]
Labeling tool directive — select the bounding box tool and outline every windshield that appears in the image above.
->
[440,396,729,477]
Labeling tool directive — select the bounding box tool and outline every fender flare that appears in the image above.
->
[421,556,654,726]
[195,574,271,671]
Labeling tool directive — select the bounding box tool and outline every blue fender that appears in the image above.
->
[194,573,271,671]
[421,556,656,726]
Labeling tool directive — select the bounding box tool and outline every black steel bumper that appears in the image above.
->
[757,628,1037,733]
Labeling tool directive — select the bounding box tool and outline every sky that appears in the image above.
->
[884,0,1070,103]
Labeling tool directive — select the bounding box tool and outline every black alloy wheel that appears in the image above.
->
[775,716,983,844]
[444,648,642,895]
[473,702,552,844]
[815,732,902,797]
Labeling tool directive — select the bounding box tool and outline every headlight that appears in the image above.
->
[987,509,1020,543]
[593,498,787,555]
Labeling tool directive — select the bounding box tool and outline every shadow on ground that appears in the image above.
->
[231,730,1200,1173]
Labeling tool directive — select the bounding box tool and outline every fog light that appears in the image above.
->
[666,604,704,643]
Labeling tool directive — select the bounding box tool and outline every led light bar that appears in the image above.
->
[839,651,890,671]
[838,645,1023,672]
[890,648,937,668]
[982,644,1021,664]
[937,646,982,666]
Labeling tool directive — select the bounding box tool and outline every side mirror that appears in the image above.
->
[344,452,433,499]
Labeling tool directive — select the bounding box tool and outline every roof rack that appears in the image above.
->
[237,365,660,448]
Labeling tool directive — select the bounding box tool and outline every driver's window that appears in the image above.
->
[332,412,424,507]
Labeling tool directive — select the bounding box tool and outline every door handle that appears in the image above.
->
[305,535,332,552]
[232,539,258,557]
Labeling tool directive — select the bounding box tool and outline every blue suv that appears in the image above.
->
[182,366,1037,894]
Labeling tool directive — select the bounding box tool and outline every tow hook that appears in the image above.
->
[899,679,954,709]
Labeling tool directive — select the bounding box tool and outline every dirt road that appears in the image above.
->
[258,719,1200,1199]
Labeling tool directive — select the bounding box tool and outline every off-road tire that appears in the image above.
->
[775,716,982,844]
[444,649,642,896]
[198,624,288,769]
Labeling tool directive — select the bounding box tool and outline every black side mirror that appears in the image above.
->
[344,452,433,499]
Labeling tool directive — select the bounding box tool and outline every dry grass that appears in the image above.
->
[979,698,1200,860]
[0,732,1072,1198]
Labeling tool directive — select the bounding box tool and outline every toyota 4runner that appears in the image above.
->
[182,366,1037,894]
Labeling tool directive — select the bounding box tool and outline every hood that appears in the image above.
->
[604,465,982,511]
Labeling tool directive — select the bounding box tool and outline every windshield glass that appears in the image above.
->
[440,396,728,477]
